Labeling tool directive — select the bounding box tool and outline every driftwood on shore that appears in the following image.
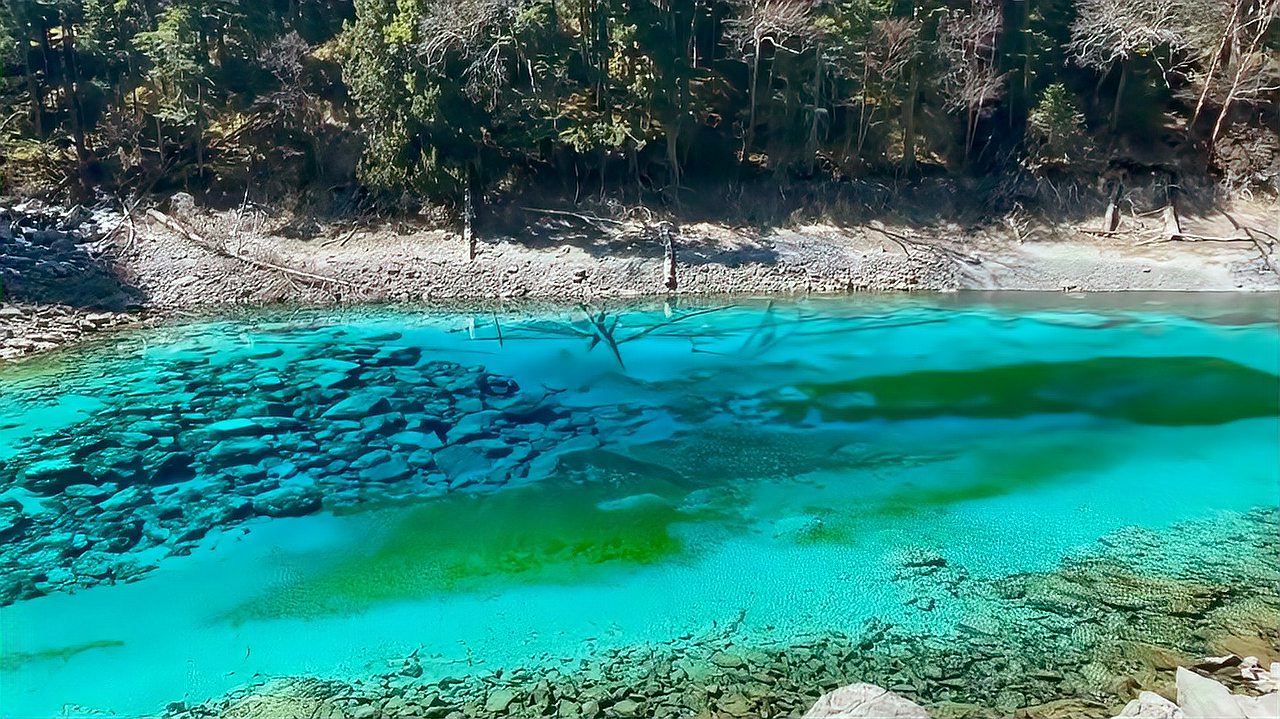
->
[145,209,358,289]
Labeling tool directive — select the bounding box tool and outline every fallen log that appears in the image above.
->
[521,206,626,226]
[1223,212,1280,277]
[145,209,358,288]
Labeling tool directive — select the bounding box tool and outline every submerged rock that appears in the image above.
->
[204,418,267,439]
[483,687,521,713]
[322,393,391,420]
[18,459,94,494]
[207,438,274,466]
[251,486,322,518]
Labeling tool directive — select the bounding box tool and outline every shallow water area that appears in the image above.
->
[1,293,1278,718]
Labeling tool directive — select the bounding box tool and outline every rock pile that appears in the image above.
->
[1,199,139,360]
[1111,667,1278,719]
[0,335,600,604]
[0,200,134,305]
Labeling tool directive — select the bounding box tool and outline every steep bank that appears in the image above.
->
[2,195,1278,362]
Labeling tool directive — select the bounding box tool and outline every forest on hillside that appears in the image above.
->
[1,0,1277,218]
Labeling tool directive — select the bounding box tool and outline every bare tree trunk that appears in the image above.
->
[1162,202,1181,240]
[901,62,919,174]
[1109,59,1128,133]
[743,38,761,167]
[24,53,43,135]
[196,82,205,179]
[807,41,823,174]
[854,60,871,163]
[1190,0,1241,130]
[1209,4,1274,148]
[661,222,678,290]
[464,169,476,261]
[60,11,91,199]
[1101,182,1121,232]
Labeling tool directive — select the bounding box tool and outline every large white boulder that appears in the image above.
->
[1175,666,1279,719]
[803,683,930,719]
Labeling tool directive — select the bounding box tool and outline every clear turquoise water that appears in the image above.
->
[0,294,1277,717]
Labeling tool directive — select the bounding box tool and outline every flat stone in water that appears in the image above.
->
[207,438,273,465]
[323,393,391,420]
[252,486,322,518]
[18,459,93,495]
[386,431,444,450]
[360,459,413,484]
[204,418,265,439]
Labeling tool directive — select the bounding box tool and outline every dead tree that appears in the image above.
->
[660,221,678,291]
[937,1,1007,164]
[1068,0,1188,131]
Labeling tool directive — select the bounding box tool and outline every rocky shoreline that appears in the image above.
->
[160,508,1279,719]
[0,201,141,361]
[3,194,1278,363]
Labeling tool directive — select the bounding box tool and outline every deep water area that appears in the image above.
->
[1,294,1277,718]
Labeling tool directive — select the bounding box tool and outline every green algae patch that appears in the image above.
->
[769,356,1280,426]
[627,425,905,485]
[230,482,692,621]
[0,639,125,672]
[879,436,1126,515]
[776,435,1129,546]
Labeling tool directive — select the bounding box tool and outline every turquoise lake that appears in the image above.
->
[0,294,1277,717]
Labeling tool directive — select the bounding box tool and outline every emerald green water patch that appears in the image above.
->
[230,480,700,621]
[0,639,125,672]
[769,356,1279,426]
[875,434,1128,516]
[774,433,1131,546]
[626,424,915,485]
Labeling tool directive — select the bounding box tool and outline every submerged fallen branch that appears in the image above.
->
[146,209,358,288]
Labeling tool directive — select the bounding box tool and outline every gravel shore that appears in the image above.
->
[2,195,1277,362]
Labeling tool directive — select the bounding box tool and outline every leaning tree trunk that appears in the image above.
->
[1110,59,1128,133]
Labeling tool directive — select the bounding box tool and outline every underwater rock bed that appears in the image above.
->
[0,333,603,605]
[3,299,1277,718]
[165,509,1280,719]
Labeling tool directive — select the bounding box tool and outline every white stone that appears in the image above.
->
[1234,693,1278,719]
[1114,691,1183,718]
[1177,667,1246,719]
[803,683,929,719]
